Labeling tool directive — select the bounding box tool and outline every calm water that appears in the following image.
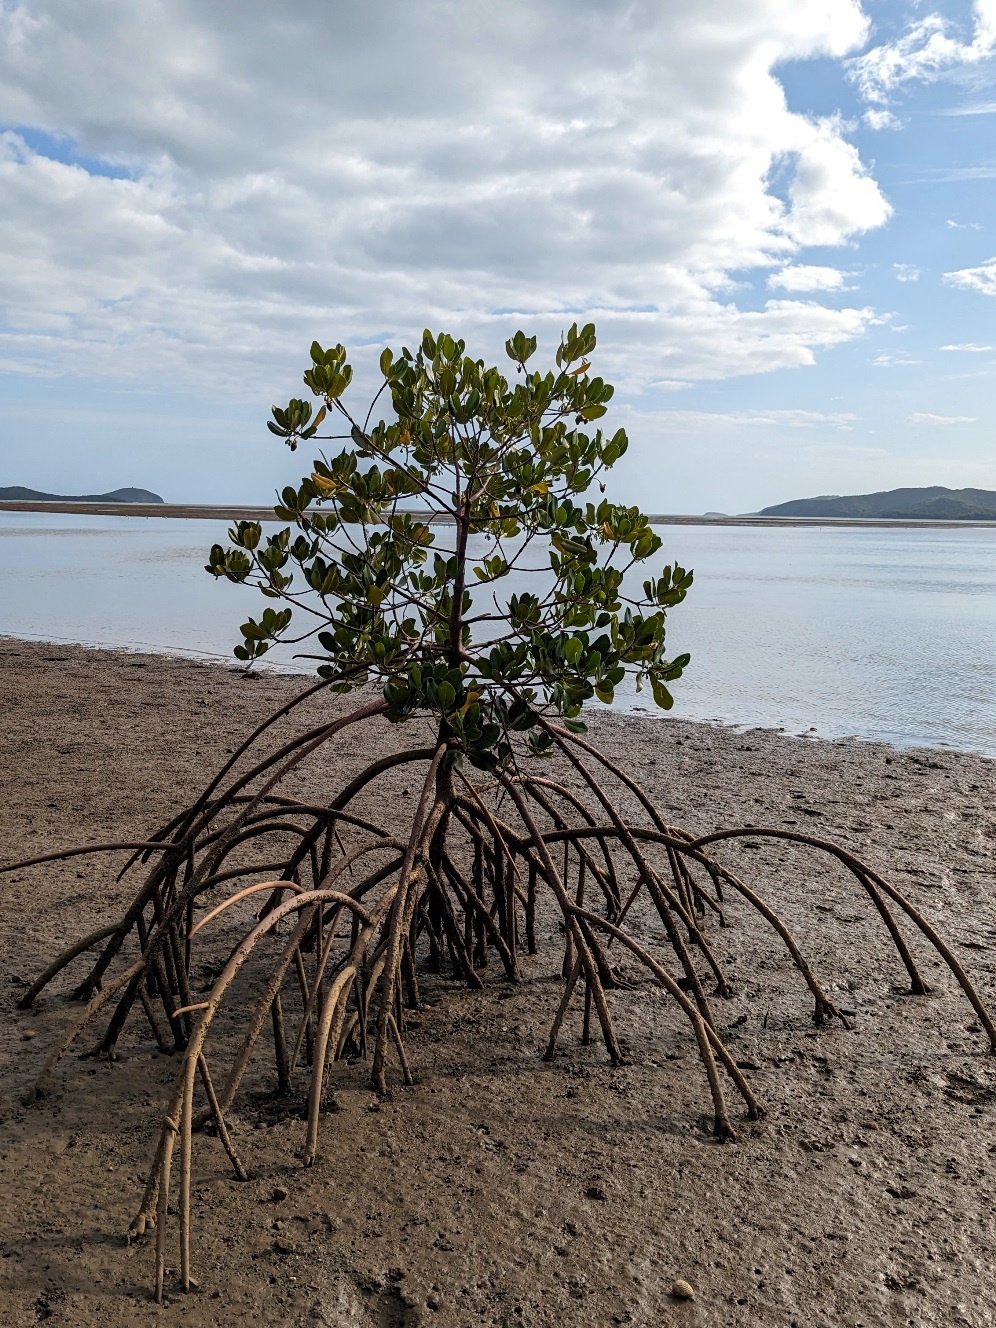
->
[1,510,994,756]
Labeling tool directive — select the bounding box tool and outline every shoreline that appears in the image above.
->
[3,629,992,764]
[1,639,995,1325]
[4,497,996,529]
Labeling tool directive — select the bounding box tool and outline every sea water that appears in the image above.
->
[1,510,994,756]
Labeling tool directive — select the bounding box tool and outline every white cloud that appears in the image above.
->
[940,342,993,351]
[863,108,901,130]
[849,2,996,103]
[946,218,982,229]
[0,1,887,390]
[778,115,892,247]
[924,164,996,181]
[944,257,996,296]
[873,352,922,366]
[939,99,996,114]
[768,264,848,292]
[910,412,976,423]
[893,263,921,282]
[653,408,859,430]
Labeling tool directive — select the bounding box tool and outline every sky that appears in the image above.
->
[0,1,994,513]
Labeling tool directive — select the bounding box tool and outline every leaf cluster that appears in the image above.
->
[207,324,692,766]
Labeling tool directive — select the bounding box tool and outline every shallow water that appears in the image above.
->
[1,511,994,755]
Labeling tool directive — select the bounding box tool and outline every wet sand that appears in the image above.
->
[1,640,994,1327]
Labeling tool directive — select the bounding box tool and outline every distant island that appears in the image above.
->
[0,486,164,504]
[759,486,996,521]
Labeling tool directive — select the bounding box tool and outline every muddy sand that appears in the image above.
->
[1,639,994,1328]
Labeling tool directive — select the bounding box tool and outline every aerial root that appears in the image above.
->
[8,698,993,1300]
[686,825,996,1049]
[16,922,119,1010]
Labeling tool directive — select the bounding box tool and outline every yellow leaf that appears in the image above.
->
[531,481,549,495]
[311,472,338,495]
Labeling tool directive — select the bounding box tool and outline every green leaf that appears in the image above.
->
[437,680,456,710]
[650,677,674,710]
[508,699,537,731]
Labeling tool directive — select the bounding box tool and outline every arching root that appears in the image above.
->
[5,689,992,1299]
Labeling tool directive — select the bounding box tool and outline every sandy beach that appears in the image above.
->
[1,639,995,1327]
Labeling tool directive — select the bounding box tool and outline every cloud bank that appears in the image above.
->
[0,0,891,391]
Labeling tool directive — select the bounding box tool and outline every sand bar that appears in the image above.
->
[4,498,996,529]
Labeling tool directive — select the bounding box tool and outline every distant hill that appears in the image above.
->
[759,486,996,520]
[0,486,164,504]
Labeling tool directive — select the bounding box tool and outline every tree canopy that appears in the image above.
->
[207,323,692,770]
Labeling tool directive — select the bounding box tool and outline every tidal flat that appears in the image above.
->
[1,640,994,1327]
